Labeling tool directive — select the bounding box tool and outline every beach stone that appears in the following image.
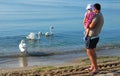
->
[99,65,103,69]
[109,64,113,67]
[10,72,20,76]
[48,73,54,76]
[1,73,7,76]
[75,68,80,72]
[80,67,86,71]
[40,72,49,76]
[101,66,106,69]
[99,71,107,74]
[104,65,108,68]
[97,73,114,76]
[54,70,62,75]
[117,70,120,73]
[63,70,68,73]
[69,69,75,72]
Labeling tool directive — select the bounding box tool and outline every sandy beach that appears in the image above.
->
[0,48,120,76]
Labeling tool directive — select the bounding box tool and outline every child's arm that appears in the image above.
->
[83,16,86,25]
[83,12,87,25]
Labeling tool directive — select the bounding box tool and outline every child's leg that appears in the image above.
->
[85,28,89,37]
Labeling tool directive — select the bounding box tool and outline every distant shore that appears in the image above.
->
[0,48,120,76]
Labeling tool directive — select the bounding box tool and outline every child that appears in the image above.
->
[83,4,96,37]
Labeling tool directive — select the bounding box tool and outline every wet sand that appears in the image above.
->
[0,48,120,69]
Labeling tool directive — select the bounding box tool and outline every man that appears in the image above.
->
[85,3,104,74]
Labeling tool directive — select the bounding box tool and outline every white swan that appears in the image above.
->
[26,32,36,40]
[45,26,54,37]
[38,32,42,39]
[19,40,27,53]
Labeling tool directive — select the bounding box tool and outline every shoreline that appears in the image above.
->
[0,48,120,75]
[0,48,120,69]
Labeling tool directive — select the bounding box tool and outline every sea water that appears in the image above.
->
[0,0,120,61]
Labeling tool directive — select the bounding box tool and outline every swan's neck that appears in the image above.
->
[50,29,53,34]
[38,34,40,39]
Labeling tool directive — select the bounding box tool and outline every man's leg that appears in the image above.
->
[92,48,98,71]
[86,48,98,72]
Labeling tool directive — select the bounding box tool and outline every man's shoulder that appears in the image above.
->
[94,13,103,20]
[97,12,103,17]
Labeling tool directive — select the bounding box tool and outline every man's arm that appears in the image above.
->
[89,17,97,29]
[89,20,96,29]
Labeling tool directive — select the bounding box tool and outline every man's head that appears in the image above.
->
[94,3,101,13]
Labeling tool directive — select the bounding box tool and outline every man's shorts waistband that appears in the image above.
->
[89,35,99,39]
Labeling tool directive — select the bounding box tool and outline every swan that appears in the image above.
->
[45,26,54,36]
[26,32,36,40]
[19,40,27,53]
[38,32,42,39]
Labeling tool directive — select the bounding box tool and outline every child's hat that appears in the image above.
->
[86,4,93,10]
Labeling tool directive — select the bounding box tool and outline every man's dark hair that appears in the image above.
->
[94,3,101,10]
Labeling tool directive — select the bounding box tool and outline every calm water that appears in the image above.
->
[0,0,120,57]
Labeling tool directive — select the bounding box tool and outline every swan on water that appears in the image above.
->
[38,32,42,39]
[19,40,27,53]
[26,32,36,40]
[45,26,54,37]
